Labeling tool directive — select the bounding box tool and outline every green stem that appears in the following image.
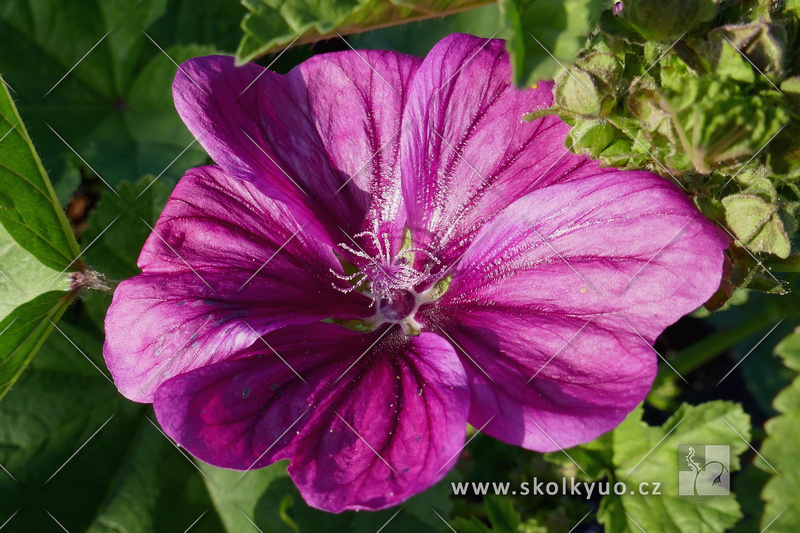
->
[671,312,778,377]
[651,311,776,396]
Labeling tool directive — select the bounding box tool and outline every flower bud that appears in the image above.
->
[621,0,720,41]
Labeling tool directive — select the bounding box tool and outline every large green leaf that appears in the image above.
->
[499,0,605,87]
[0,82,79,270]
[0,224,72,401]
[0,83,75,402]
[236,0,495,64]
[0,1,219,201]
[0,318,222,533]
[755,327,800,532]
[598,402,750,533]
[0,224,71,318]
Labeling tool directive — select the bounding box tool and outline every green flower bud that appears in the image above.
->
[715,22,786,79]
[722,181,793,258]
[620,0,720,41]
[553,52,622,118]
[565,119,616,157]
[665,77,789,173]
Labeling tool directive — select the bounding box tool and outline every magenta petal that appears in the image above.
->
[400,33,599,263]
[425,171,727,450]
[446,171,728,339]
[154,323,469,512]
[173,52,420,238]
[429,309,655,450]
[104,166,369,402]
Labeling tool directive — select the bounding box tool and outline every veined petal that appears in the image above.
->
[425,308,655,450]
[400,33,599,266]
[153,323,469,512]
[173,52,420,242]
[104,166,369,402]
[444,171,727,338]
[423,171,726,449]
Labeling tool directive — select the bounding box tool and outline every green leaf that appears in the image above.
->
[775,328,800,371]
[0,83,79,402]
[0,1,217,200]
[0,317,222,532]
[148,0,246,55]
[500,0,605,87]
[199,461,298,533]
[84,422,174,533]
[484,495,521,533]
[597,402,751,533]
[450,516,493,533]
[0,219,73,402]
[756,327,800,532]
[0,223,71,318]
[236,0,495,64]
[729,464,770,533]
[0,82,79,270]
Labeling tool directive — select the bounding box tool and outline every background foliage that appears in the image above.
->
[1,0,798,531]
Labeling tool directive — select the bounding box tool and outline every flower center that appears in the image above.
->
[363,256,428,334]
[377,288,417,321]
[331,226,443,335]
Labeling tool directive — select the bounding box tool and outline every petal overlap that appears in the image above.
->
[154,323,470,512]
[104,166,370,402]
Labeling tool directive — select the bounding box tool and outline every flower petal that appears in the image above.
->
[173,51,420,240]
[444,171,728,338]
[426,308,655,451]
[154,323,469,512]
[400,33,599,264]
[423,171,727,450]
[104,166,369,402]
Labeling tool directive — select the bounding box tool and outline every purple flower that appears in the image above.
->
[103,34,727,512]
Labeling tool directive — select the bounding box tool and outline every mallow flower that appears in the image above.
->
[103,33,727,512]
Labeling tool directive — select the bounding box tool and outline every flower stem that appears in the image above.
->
[648,311,779,410]
[671,313,778,377]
